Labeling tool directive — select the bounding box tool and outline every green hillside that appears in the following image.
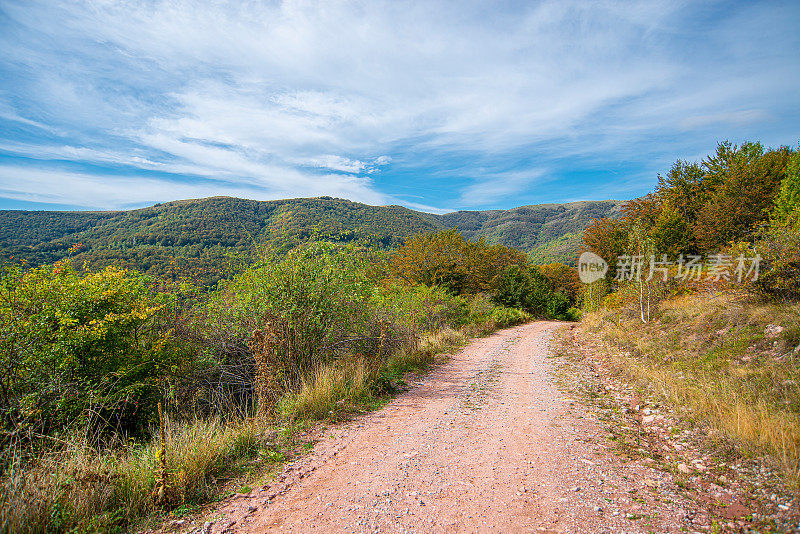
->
[437,200,622,252]
[0,196,622,284]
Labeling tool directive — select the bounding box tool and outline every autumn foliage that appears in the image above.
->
[583,141,800,300]
[389,228,528,295]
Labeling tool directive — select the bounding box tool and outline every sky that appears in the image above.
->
[0,1,798,213]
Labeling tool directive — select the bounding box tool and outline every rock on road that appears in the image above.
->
[212,322,688,533]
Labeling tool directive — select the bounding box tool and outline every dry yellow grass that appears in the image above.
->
[584,291,800,483]
[282,357,373,420]
[281,327,469,422]
[1,417,268,533]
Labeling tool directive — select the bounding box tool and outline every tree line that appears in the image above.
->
[584,141,799,301]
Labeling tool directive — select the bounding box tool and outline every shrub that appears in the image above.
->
[389,229,527,295]
[492,265,550,315]
[0,263,194,439]
[539,263,580,303]
[206,243,379,414]
[370,282,469,336]
[545,292,571,320]
[492,265,576,319]
[755,225,800,301]
[489,306,531,327]
[466,292,496,323]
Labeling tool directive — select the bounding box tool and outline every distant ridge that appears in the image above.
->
[0,196,623,284]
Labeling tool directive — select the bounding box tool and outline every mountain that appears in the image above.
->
[0,196,623,285]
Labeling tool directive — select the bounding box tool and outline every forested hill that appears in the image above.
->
[0,196,622,284]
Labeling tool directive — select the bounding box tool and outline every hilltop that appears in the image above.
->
[0,196,622,284]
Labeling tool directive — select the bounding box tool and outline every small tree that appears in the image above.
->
[628,221,660,323]
[0,263,192,439]
[390,229,527,295]
[580,279,609,313]
[207,242,377,416]
[754,149,800,300]
[492,265,551,316]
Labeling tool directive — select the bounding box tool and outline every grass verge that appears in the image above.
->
[583,291,800,483]
[1,418,272,533]
[279,327,469,422]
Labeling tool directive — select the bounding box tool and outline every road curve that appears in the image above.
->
[214,322,684,533]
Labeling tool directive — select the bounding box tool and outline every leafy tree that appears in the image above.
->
[627,221,660,323]
[492,265,551,315]
[754,149,800,300]
[539,262,580,304]
[772,149,800,229]
[207,242,380,414]
[583,217,629,278]
[390,229,527,295]
[390,229,471,294]
[652,160,705,255]
[622,194,661,228]
[695,142,791,250]
[545,291,571,320]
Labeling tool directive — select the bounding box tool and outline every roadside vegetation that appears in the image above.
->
[580,141,800,482]
[0,229,575,532]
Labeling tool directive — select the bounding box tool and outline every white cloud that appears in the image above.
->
[0,0,797,209]
[0,166,241,209]
[679,109,770,130]
[0,164,388,210]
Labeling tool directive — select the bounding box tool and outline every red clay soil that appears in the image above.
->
[204,322,697,533]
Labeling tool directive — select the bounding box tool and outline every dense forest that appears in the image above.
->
[0,197,622,285]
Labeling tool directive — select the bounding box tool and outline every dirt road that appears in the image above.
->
[210,322,693,533]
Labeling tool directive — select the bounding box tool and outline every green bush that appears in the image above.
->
[0,263,194,438]
[755,225,800,301]
[466,292,496,323]
[207,242,378,385]
[492,265,549,314]
[492,265,577,319]
[370,282,469,335]
[545,292,571,320]
[489,306,531,327]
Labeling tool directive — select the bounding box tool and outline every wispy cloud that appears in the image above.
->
[0,0,797,211]
[679,109,770,130]
[0,164,388,210]
[459,169,549,206]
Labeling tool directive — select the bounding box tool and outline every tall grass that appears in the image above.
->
[1,418,269,533]
[584,291,800,482]
[279,327,471,422]
[280,357,374,420]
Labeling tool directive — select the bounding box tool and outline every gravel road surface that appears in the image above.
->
[211,322,690,533]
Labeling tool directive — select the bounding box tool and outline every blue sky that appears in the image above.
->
[0,1,798,213]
